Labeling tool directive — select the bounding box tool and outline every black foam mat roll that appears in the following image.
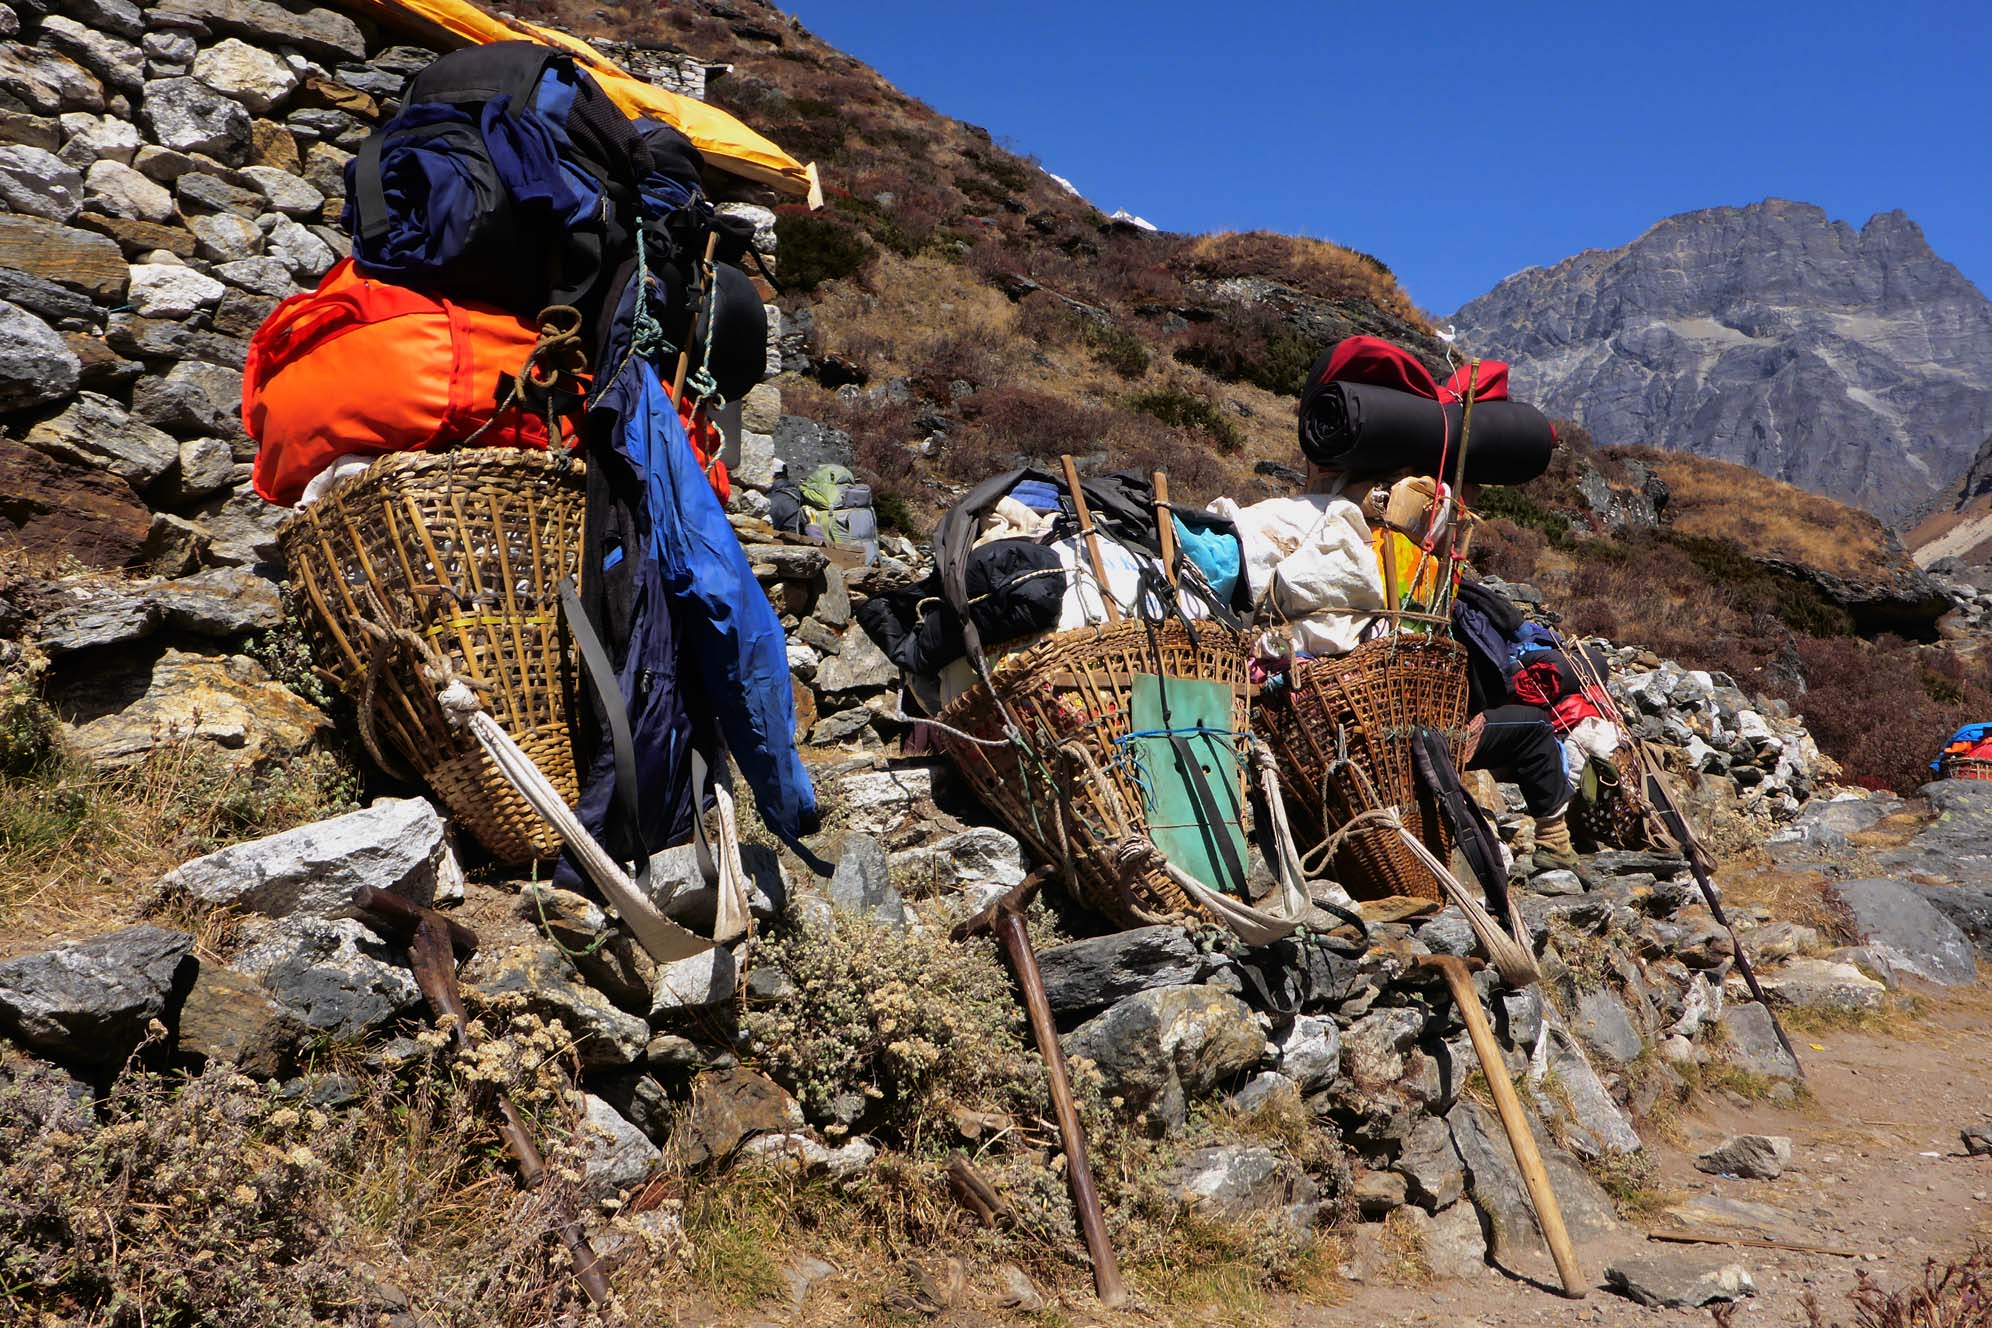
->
[1299,380,1554,485]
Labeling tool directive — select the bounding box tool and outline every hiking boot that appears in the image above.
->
[1530,812,1596,885]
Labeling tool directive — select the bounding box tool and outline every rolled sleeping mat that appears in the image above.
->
[1300,380,1554,485]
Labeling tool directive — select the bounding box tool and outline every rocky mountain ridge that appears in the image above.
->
[1452,199,1992,525]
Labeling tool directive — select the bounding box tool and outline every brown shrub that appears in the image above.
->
[1173,307,1318,397]
[949,385,1114,467]
[1790,636,1992,794]
[1177,232,1429,327]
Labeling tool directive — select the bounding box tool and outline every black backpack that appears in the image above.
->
[345,41,651,322]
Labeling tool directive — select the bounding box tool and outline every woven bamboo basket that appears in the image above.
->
[1571,746,1653,851]
[279,448,585,865]
[936,619,1253,929]
[1254,634,1468,901]
[1946,757,1992,784]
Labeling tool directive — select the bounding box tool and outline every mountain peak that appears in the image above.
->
[1453,200,1992,523]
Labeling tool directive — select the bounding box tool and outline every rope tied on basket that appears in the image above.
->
[458,304,588,449]
[1305,799,1538,987]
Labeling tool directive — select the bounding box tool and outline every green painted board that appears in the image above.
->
[1130,672,1247,896]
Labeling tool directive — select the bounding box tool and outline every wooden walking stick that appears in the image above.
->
[353,886,614,1308]
[952,870,1127,1308]
[1417,954,1587,1298]
[1152,469,1178,587]
[1060,452,1121,624]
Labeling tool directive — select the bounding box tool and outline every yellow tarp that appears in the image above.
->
[331,0,821,204]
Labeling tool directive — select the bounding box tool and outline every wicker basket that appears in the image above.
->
[1254,634,1468,900]
[1570,746,1653,851]
[279,448,585,864]
[1946,757,1992,784]
[936,619,1253,929]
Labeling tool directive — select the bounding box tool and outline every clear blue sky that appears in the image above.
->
[787,1,1990,316]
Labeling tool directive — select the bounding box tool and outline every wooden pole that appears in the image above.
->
[996,906,1127,1308]
[1421,954,1587,1298]
[1381,533,1402,634]
[1060,453,1121,624]
[1152,470,1178,587]
[672,230,722,403]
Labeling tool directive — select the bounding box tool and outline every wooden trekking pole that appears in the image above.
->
[352,886,614,1308]
[1417,954,1587,1298]
[1381,534,1402,633]
[953,871,1127,1308]
[1060,453,1121,624]
[672,230,722,402]
[1152,469,1178,587]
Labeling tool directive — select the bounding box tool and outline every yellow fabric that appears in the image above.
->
[329,0,818,200]
[1373,529,1444,607]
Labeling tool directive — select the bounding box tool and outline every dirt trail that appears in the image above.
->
[1303,982,1992,1325]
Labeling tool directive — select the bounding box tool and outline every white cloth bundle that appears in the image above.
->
[1209,494,1384,661]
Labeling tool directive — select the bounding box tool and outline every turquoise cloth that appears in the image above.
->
[1173,515,1241,605]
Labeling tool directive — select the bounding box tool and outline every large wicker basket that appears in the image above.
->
[1254,634,1469,900]
[936,619,1253,929]
[280,449,585,864]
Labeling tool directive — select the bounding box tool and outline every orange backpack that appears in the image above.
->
[244,258,578,505]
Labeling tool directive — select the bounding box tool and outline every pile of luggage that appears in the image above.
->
[246,39,817,886]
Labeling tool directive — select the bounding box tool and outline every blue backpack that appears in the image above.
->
[344,41,650,321]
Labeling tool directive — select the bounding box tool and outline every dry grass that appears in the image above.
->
[1176,232,1429,329]
[0,668,357,957]
[1623,448,1905,581]
[1716,858,1862,943]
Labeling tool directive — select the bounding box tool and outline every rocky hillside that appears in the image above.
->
[1909,433,1992,569]
[1452,200,1992,525]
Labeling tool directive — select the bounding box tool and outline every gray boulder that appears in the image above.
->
[1539,1023,1643,1158]
[0,44,103,114]
[162,796,452,919]
[40,16,142,92]
[1274,1013,1341,1093]
[1573,988,1645,1064]
[1036,925,1203,1017]
[1695,1134,1792,1180]
[24,390,178,490]
[1605,1255,1755,1308]
[126,261,223,317]
[1913,885,1992,959]
[0,143,84,220]
[1063,984,1263,1132]
[648,946,739,1021]
[815,627,897,693]
[82,157,173,222]
[1160,1144,1320,1233]
[0,298,80,410]
[1447,1099,1619,1283]
[577,1093,660,1201]
[888,826,1025,898]
[1393,1113,1466,1211]
[148,0,367,62]
[150,565,283,635]
[1716,1001,1800,1081]
[139,76,249,158]
[1834,879,1977,986]
[190,38,297,114]
[232,916,418,1039]
[1757,957,1886,1013]
[0,926,193,1066]
[826,833,910,925]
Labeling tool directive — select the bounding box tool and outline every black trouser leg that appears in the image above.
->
[1468,705,1571,818]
